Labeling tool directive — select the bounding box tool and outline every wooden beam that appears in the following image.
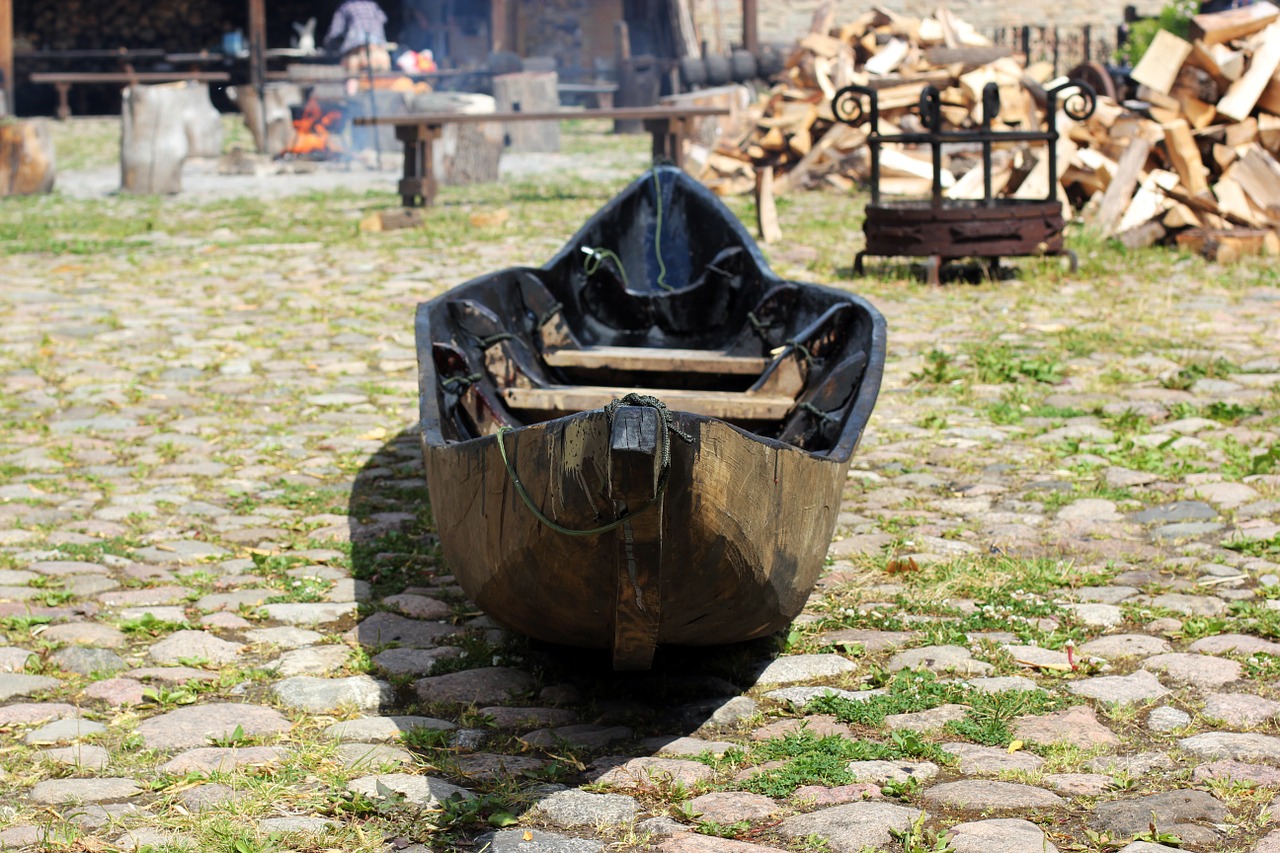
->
[0,0,12,116]
[501,385,796,421]
[543,346,769,375]
[743,0,759,53]
[247,0,267,152]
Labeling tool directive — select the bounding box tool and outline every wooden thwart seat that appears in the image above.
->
[543,346,769,375]
[501,385,794,421]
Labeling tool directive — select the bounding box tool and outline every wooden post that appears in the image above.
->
[0,0,12,115]
[397,123,439,207]
[248,0,267,153]
[742,0,759,54]
[615,20,641,134]
[491,0,511,52]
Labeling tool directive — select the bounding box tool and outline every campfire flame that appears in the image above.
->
[284,96,344,157]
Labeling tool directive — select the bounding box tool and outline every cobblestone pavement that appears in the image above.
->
[1,146,1280,853]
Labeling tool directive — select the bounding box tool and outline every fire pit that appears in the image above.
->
[834,80,1096,284]
[280,95,348,160]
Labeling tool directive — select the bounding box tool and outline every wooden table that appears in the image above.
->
[29,71,232,120]
[353,105,729,208]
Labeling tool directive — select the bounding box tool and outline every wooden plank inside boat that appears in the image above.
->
[543,346,769,375]
[501,385,795,420]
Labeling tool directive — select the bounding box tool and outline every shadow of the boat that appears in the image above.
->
[344,425,781,815]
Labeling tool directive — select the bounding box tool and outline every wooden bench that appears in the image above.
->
[352,105,730,208]
[29,71,232,120]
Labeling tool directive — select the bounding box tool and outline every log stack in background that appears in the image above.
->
[698,1,1280,261]
[1071,1,1280,260]
[696,5,1054,201]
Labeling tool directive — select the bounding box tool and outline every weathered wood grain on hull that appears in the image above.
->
[422,411,848,652]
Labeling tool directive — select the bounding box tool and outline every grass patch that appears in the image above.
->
[735,725,950,797]
[808,670,1065,746]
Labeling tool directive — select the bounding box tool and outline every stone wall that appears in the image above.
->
[691,0,1167,53]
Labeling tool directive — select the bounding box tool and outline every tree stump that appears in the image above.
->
[229,83,302,156]
[492,71,560,152]
[0,119,56,196]
[121,83,190,194]
[181,82,224,158]
[408,92,503,185]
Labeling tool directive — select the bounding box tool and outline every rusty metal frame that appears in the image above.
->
[833,79,1097,283]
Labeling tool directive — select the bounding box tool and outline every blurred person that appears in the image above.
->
[324,0,392,75]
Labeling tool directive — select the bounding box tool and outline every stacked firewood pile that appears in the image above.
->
[18,0,228,50]
[701,2,1280,261]
[698,5,1056,199]
[1074,2,1280,260]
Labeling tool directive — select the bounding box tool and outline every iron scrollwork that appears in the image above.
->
[833,84,876,129]
[1048,79,1098,122]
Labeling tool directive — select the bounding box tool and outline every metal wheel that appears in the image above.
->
[1066,61,1118,103]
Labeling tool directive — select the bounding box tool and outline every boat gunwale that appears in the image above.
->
[415,165,886,463]
[416,278,885,463]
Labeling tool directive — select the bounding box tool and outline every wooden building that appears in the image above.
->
[1,0,746,115]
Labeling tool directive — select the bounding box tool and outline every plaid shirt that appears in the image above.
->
[324,0,388,56]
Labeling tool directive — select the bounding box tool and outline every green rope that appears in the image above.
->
[786,339,814,365]
[652,169,672,292]
[441,372,482,392]
[476,332,515,349]
[797,401,837,423]
[582,246,630,289]
[494,393,691,538]
[747,311,775,339]
[537,301,563,329]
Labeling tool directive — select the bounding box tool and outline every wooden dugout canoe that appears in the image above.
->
[417,166,886,669]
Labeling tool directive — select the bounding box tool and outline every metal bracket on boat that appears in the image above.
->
[608,405,664,670]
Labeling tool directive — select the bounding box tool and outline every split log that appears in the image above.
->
[1232,143,1280,214]
[1159,182,1256,227]
[1162,119,1209,194]
[1227,117,1259,146]
[1260,112,1280,152]
[1119,220,1167,249]
[492,71,560,153]
[1118,169,1179,233]
[0,120,56,196]
[1130,30,1193,95]
[756,165,782,243]
[121,84,189,194]
[1190,1,1280,45]
[1093,136,1152,236]
[1176,226,1276,261]
[1217,22,1280,122]
[1214,173,1266,224]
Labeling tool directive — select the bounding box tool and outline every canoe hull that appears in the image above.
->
[423,410,847,650]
